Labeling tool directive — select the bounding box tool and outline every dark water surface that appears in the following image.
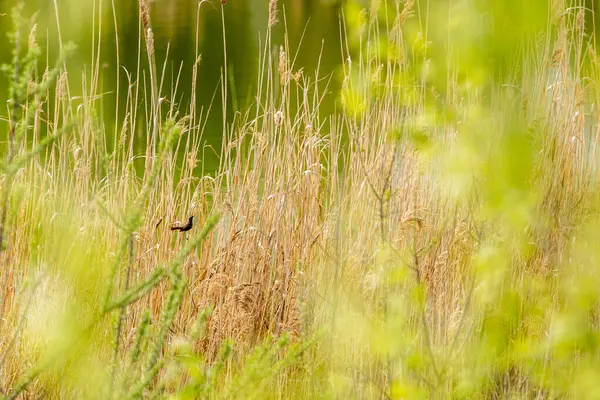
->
[0,0,342,172]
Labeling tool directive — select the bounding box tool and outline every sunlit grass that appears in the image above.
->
[1,0,600,398]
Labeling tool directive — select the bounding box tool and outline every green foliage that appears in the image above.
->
[2,0,600,398]
[331,0,600,398]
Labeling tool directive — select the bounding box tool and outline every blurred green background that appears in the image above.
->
[0,0,342,172]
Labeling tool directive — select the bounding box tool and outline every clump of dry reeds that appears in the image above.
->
[1,0,600,398]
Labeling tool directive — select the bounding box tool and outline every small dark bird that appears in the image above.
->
[170,216,194,232]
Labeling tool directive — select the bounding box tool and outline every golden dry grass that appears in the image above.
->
[1,0,600,398]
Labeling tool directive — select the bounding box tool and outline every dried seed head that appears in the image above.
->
[400,0,414,23]
[146,28,155,57]
[274,110,284,126]
[139,0,151,31]
[291,68,304,84]
[27,80,35,96]
[28,23,37,50]
[118,113,130,148]
[269,0,278,27]
[550,0,564,26]
[278,46,288,85]
[188,151,197,170]
[138,0,155,56]
[575,84,584,108]
[552,30,566,66]
[576,9,585,31]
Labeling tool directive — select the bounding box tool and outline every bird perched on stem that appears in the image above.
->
[170,216,194,232]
